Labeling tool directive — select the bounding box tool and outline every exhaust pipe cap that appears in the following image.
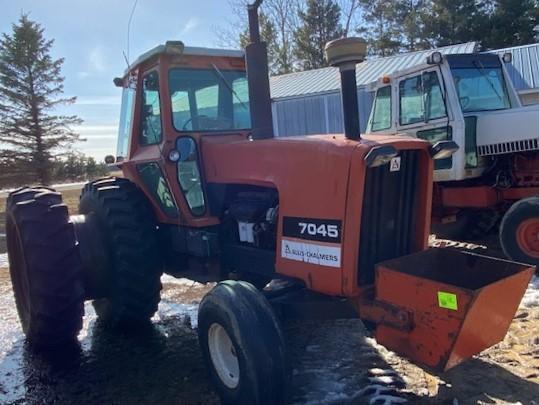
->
[325,37,367,69]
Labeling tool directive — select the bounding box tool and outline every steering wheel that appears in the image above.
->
[182,115,209,130]
[459,96,470,109]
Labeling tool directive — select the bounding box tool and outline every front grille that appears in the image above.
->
[358,150,419,286]
[477,138,539,156]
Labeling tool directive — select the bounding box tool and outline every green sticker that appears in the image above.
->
[438,291,458,310]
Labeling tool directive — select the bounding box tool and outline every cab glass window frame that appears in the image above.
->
[399,70,447,126]
[168,67,251,133]
[370,85,392,132]
[139,71,163,146]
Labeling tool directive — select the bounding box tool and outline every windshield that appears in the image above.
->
[448,55,511,113]
[168,68,251,132]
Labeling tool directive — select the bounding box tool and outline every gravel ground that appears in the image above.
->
[0,247,538,404]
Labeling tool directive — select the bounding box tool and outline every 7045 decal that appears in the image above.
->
[283,217,342,243]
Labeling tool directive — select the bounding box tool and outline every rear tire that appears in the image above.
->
[198,281,288,405]
[78,177,162,326]
[5,188,84,347]
[500,197,539,266]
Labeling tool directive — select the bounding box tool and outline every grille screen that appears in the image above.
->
[358,150,419,286]
[478,138,539,156]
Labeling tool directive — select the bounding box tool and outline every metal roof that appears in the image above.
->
[486,42,539,91]
[270,42,479,100]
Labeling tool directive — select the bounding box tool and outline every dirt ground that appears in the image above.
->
[0,188,538,403]
[0,264,538,404]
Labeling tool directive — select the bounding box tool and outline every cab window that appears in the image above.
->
[399,71,446,125]
[140,71,162,145]
[117,86,135,158]
[176,137,206,215]
[169,68,251,132]
[370,86,392,131]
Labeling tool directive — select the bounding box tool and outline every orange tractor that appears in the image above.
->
[5,1,534,403]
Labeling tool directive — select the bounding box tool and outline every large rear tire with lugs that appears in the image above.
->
[5,187,84,347]
[500,196,539,266]
[78,177,162,326]
[198,281,288,405]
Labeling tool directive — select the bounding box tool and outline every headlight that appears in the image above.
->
[168,149,181,162]
[430,140,459,160]
[364,145,398,168]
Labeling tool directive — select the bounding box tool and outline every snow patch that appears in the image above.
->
[154,301,200,328]
[0,253,8,268]
[161,274,202,287]
[521,275,539,309]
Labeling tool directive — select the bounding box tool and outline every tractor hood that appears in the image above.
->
[474,104,539,157]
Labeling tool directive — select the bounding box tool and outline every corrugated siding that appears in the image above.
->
[273,89,374,137]
[270,42,478,100]
[487,43,539,91]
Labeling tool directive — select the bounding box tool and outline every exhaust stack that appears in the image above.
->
[325,38,367,140]
[246,0,274,140]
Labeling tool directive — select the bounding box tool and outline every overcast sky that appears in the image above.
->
[0,0,236,160]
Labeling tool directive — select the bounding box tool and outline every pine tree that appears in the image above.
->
[358,0,402,56]
[294,0,343,70]
[422,0,488,47]
[394,0,431,51]
[0,15,81,185]
[484,0,539,49]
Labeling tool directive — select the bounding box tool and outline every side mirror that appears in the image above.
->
[104,155,116,164]
[430,141,459,160]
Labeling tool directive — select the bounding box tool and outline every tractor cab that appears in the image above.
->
[112,43,258,226]
[365,52,531,182]
[115,43,251,160]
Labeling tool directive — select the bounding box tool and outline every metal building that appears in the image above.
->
[269,41,539,137]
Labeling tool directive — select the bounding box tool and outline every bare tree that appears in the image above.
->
[339,0,361,37]
[214,0,299,74]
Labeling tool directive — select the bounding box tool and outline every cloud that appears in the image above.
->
[70,95,121,106]
[179,17,200,36]
[89,46,107,72]
[77,47,108,78]
[74,125,118,136]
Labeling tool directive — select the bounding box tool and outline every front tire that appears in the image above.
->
[198,281,288,404]
[5,188,84,347]
[500,197,539,265]
[78,177,162,325]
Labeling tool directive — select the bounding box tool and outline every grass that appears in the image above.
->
[0,186,82,254]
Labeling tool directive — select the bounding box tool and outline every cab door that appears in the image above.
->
[128,69,182,222]
[396,68,463,182]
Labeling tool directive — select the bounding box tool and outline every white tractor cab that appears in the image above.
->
[365,51,539,265]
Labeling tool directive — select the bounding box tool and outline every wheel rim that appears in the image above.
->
[207,323,240,389]
[516,218,539,259]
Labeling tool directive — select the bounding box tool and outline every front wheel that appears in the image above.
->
[500,197,539,265]
[198,281,288,404]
